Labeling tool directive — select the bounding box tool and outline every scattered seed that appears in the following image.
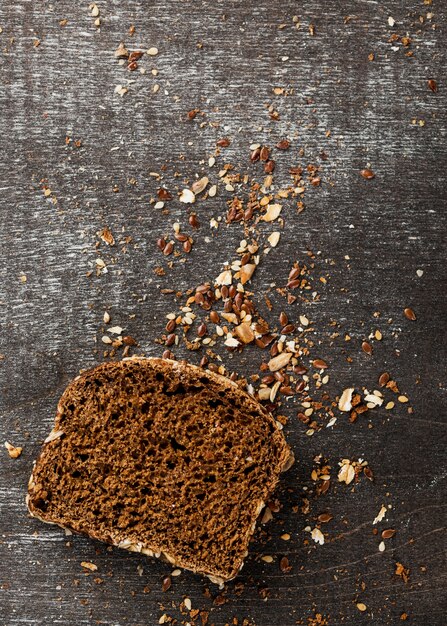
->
[162,576,171,592]
[81,561,97,571]
[184,597,192,611]
[279,311,288,326]
[268,352,292,372]
[163,241,174,256]
[428,79,438,92]
[379,372,390,386]
[362,341,373,355]
[318,513,333,523]
[312,359,328,369]
[261,555,273,563]
[279,556,292,572]
[360,169,375,179]
[276,139,290,150]
[404,307,416,321]
[179,189,195,204]
[147,47,159,56]
[398,395,409,403]
[268,231,280,247]
[357,603,367,612]
[281,533,290,540]
[382,528,396,539]
[4,441,22,458]
[216,137,230,147]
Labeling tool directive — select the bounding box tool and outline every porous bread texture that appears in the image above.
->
[28,357,293,583]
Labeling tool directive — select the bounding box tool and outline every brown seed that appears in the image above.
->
[163,241,174,256]
[363,466,374,481]
[428,79,438,92]
[189,213,199,228]
[287,278,301,289]
[127,61,138,71]
[194,292,204,305]
[123,335,137,346]
[262,375,275,384]
[281,323,295,334]
[280,386,294,396]
[279,311,288,326]
[158,188,173,201]
[320,480,330,494]
[379,372,390,386]
[264,160,275,173]
[288,267,300,280]
[276,139,290,150]
[229,285,237,298]
[162,349,173,359]
[270,342,279,357]
[157,237,166,251]
[360,169,375,179]
[183,240,192,253]
[250,147,261,162]
[318,513,333,523]
[216,137,230,147]
[404,307,416,321]
[313,359,328,369]
[162,576,171,592]
[294,365,307,375]
[197,323,207,337]
[175,233,188,242]
[259,146,270,161]
[221,285,229,299]
[128,50,144,62]
[382,528,396,539]
[199,356,208,367]
[279,556,292,573]
[210,311,220,324]
[295,380,306,393]
[165,319,176,332]
[165,333,176,346]
[362,341,373,355]
[240,252,251,266]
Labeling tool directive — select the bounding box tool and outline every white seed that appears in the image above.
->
[179,188,195,204]
[261,203,282,222]
[101,335,112,344]
[338,388,354,412]
[261,555,273,563]
[268,352,292,372]
[267,231,280,247]
[147,47,159,56]
[103,311,111,324]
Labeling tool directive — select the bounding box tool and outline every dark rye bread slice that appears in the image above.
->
[27,357,293,583]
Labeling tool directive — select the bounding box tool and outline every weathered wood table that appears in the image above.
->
[0,1,445,625]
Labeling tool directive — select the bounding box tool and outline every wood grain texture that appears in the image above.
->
[0,1,446,625]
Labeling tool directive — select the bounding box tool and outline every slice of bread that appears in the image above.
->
[27,357,293,583]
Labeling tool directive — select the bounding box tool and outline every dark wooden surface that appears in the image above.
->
[1,1,446,625]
